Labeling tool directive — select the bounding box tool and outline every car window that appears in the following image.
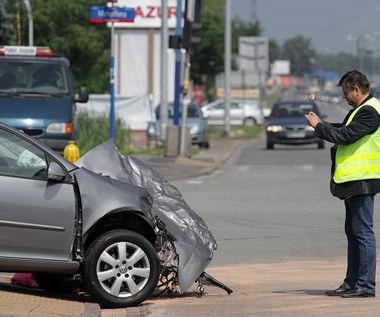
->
[155,102,201,119]
[213,102,224,110]
[187,103,201,118]
[230,101,241,109]
[272,102,318,118]
[0,129,48,180]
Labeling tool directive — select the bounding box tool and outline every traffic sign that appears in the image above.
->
[89,6,135,23]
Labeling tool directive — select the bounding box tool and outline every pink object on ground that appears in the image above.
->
[11,273,39,288]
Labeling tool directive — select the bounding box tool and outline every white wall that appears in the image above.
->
[79,94,154,131]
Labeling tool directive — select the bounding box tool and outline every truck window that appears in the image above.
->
[0,61,69,94]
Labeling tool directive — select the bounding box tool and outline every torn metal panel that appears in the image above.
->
[76,140,217,292]
[73,167,152,234]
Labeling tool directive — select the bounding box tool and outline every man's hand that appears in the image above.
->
[305,111,322,128]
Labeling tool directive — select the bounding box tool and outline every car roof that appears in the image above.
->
[275,98,317,104]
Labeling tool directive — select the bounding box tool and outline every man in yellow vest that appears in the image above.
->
[305,70,380,298]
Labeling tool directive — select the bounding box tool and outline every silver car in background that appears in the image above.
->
[201,98,264,126]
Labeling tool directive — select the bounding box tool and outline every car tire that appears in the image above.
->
[83,229,160,308]
[200,141,210,148]
[243,117,257,126]
[318,140,325,149]
[32,273,80,293]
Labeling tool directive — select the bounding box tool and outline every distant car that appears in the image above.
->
[147,100,209,148]
[265,99,326,150]
[201,98,264,126]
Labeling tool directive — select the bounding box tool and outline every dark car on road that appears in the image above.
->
[265,99,326,150]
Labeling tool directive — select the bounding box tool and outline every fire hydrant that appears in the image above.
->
[64,140,80,163]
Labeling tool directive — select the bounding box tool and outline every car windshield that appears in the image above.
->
[272,102,317,118]
[0,60,69,95]
[155,102,201,119]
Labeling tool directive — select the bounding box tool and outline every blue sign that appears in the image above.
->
[90,6,135,23]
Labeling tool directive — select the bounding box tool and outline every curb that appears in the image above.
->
[83,303,101,317]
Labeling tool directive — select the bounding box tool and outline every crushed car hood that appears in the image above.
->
[75,140,217,292]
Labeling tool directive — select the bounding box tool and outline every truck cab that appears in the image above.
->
[0,46,88,151]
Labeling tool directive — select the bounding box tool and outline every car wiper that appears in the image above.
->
[1,91,64,98]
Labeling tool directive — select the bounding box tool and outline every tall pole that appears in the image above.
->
[23,0,33,46]
[109,3,116,139]
[224,0,231,136]
[160,0,169,141]
[173,0,183,126]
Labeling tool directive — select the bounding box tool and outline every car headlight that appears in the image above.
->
[266,125,284,132]
[47,122,73,134]
[147,125,157,135]
[190,125,200,134]
[305,125,315,131]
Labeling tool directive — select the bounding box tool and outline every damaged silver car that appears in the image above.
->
[0,123,231,308]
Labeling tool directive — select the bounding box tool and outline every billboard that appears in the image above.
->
[113,0,183,28]
[238,36,269,73]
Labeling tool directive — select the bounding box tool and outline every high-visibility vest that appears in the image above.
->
[334,97,380,183]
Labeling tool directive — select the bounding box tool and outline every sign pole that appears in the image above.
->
[173,0,183,126]
[89,3,135,140]
[109,1,116,140]
[110,22,115,140]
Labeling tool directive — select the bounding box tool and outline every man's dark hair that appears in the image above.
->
[337,70,370,93]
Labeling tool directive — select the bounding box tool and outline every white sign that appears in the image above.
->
[114,0,183,28]
[238,37,269,72]
[271,60,290,76]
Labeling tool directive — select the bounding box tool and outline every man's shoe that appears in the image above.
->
[325,286,351,296]
[341,289,375,298]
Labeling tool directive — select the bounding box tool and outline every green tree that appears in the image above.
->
[0,0,16,45]
[315,53,357,75]
[281,35,317,76]
[190,1,263,99]
[268,39,280,64]
[190,1,224,98]
[30,0,109,93]
[231,17,262,70]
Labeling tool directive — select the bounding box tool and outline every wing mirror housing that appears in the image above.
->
[48,162,67,182]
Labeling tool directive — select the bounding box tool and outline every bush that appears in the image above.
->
[76,112,130,155]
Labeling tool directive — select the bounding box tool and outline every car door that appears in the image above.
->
[0,127,76,261]
[229,101,244,124]
[205,100,224,124]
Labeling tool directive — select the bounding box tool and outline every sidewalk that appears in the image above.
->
[0,273,99,317]
[138,139,246,181]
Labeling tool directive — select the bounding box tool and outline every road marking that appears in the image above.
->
[238,165,314,171]
[187,180,203,184]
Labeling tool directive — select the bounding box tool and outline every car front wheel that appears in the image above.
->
[318,140,325,149]
[83,229,160,308]
[243,117,257,126]
[266,139,274,150]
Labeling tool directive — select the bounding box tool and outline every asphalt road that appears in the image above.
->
[131,100,380,317]
[173,101,361,267]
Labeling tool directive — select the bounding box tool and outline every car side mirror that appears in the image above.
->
[48,162,67,182]
[75,87,89,103]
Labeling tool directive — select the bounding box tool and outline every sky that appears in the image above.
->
[231,0,380,55]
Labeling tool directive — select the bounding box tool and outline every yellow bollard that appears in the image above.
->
[63,140,80,163]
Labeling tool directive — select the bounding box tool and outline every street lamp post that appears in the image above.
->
[224,0,231,136]
[22,0,33,46]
